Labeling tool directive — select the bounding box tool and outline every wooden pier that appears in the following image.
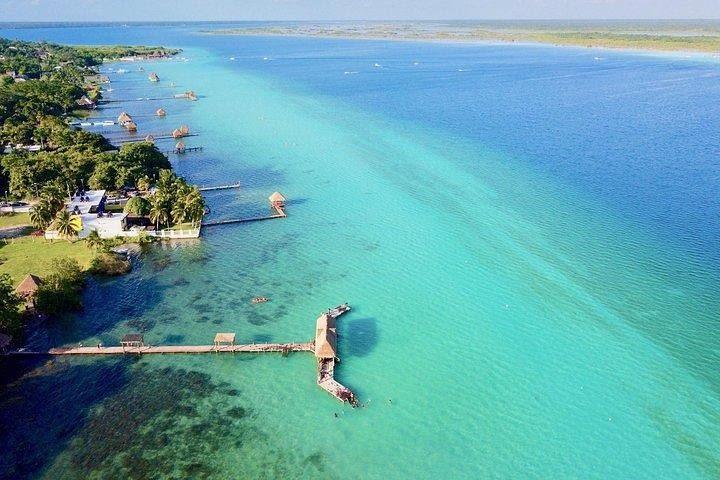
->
[165,146,203,155]
[112,133,198,145]
[8,342,315,356]
[4,304,357,405]
[198,183,241,192]
[202,191,287,228]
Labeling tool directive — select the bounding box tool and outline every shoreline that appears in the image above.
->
[201,29,720,58]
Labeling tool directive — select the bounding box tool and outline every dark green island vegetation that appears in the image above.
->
[0,38,202,345]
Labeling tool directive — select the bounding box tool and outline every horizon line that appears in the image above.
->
[1,18,720,24]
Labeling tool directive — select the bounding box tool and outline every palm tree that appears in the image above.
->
[149,195,170,231]
[184,188,206,225]
[54,210,82,240]
[86,229,104,250]
[136,175,151,192]
[29,201,54,231]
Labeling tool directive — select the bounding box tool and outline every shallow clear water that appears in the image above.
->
[1,23,719,479]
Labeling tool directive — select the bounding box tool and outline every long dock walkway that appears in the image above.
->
[8,342,313,356]
[202,205,286,228]
[198,183,241,192]
[4,304,357,406]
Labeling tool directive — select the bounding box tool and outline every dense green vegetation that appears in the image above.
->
[0,38,178,198]
[0,38,187,340]
[34,258,85,314]
[0,273,23,336]
[89,252,132,276]
[150,169,205,228]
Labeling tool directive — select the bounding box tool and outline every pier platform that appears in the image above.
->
[4,304,356,405]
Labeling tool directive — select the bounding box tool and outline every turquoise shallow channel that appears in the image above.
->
[1,23,719,479]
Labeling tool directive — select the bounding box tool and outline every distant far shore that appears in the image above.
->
[201,21,720,54]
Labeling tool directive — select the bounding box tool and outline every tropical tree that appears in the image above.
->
[53,210,82,240]
[149,194,170,230]
[29,201,55,230]
[136,175,151,192]
[123,196,151,216]
[0,273,23,336]
[184,188,206,225]
[85,229,104,250]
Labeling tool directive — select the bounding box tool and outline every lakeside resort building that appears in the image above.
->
[43,190,200,240]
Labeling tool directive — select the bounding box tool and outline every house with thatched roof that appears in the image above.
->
[214,333,235,350]
[145,135,154,143]
[314,314,337,359]
[172,128,183,139]
[76,95,96,109]
[15,274,42,308]
[125,121,138,132]
[179,125,190,135]
[268,192,286,208]
[156,108,166,117]
[117,112,133,125]
[175,141,185,153]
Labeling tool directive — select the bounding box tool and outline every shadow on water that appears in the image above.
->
[253,334,273,343]
[343,317,378,358]
[0,358,131,480]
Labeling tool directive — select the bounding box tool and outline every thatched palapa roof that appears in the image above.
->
[125,121,138,132]
[268,192,286,203]
[145,135,154,143]
[15,274,42,298]
[117,112,133,124]
[314,313,337,359]
[156,108,166,116]
[214,333,236,345]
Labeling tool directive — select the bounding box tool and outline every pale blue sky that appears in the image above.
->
[0,0,718,22]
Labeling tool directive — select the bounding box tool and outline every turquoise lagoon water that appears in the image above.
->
[1,24,719,479]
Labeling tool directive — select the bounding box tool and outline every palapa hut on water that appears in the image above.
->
[314,313,337,359]
[214,333,236,350]
[148,72,159,82]
[172,125,190,139]
[117,112,133,125]
[156,108,166,117]
[268,192,286,209]
[175,141,185,153]
[120,333,144,350]
[145,135,155,144]
[125,121,138,132]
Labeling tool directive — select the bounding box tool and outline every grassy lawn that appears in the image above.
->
[0,212,31,229]
[168,222,199,231]
[0,236,94,286]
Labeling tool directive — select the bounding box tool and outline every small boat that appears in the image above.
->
[251,297,270,304]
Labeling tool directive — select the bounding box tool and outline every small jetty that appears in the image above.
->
[202,192,287,227]
[166,146,203,155]
[4,304,356,405]
[198,182,241,192]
